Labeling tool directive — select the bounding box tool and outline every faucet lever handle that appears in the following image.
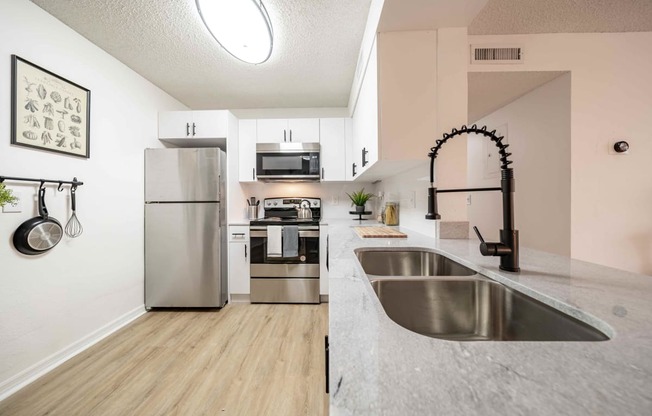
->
[473,226,485,243]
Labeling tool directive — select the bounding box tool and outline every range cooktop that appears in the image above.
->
[250,197,322,226]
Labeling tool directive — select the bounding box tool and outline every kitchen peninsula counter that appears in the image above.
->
[327,221,652,415]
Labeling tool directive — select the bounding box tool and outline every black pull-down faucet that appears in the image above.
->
[426,125,520,272]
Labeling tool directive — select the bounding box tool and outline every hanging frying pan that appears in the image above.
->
[13,185,63,255]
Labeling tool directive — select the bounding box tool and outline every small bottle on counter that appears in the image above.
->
[384,202,399,226]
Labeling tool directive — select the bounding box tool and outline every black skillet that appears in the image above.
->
[13,186,63,255]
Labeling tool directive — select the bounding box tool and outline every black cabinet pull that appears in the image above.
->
[326,235,329,271]
[325,335,330,394]
[362,147,369,167]
[186,123,190,136]
[245,244,247,259]
[252,168,255,180]
[352,163,357,177]
[192,123,196,136]
[283,129,287,142]
[321,167,325,180]
[289,130,292,142]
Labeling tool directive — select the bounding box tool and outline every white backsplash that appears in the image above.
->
[239,182,378,221]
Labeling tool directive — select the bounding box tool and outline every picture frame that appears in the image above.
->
[11,55,91,159]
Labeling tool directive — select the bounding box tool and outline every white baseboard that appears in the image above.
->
[229,294,251,303]
[0,305,146,402]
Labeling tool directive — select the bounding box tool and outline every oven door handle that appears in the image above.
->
[250,230,320,238]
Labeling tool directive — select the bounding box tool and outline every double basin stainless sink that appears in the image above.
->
[355,248,609,342]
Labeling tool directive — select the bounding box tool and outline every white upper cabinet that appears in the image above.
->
[319,118,347,182]
[159,110,228,139]
[238,119,257,182]
[349,32,438,181]
[256,119,288,143]
[287,119,320,143]
[256,118,320,143]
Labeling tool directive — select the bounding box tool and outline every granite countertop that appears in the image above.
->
[327,221,652,415]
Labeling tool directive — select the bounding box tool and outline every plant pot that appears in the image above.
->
[355,205,366,213]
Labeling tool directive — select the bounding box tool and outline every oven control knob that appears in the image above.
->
[273,202,278,206]
[312,201,318,206]
[300,255,306,262]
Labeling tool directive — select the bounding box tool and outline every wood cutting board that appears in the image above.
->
[354,226,407,239]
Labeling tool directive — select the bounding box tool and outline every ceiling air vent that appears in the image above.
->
[471,45,523,64]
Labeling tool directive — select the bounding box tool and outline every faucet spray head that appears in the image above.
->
[425,187,441,220]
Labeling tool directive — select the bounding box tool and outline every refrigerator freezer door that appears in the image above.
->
[145,148,221,202]
[145,202,226,307]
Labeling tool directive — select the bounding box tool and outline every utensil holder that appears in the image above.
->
[247,205,259,219]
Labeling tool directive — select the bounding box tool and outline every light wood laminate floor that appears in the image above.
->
[0,303,329,416]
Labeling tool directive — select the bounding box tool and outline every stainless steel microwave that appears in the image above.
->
[256,143,320,182]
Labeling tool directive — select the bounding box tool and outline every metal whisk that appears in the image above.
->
[65,185,83,238]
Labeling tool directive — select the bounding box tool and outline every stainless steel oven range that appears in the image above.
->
[250,197,321,303]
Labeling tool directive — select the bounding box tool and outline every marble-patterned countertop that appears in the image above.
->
[327,220,652,415]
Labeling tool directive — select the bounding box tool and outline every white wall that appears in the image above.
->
[469,32,652,275]
[468,73,571,255]
[0,0,187,398]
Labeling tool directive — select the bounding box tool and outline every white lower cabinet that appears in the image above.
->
[228,226,250,298]
[320,225,329,297]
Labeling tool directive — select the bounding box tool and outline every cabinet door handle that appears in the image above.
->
[252,168,256,180]
[192,123,196,136]
[352,163,357,177]
[326,235,329,271]
[186,123,190,136]
[321,167,324,180]
[245,244,247,259]
[362,147,369,167]
[232,233,245,237]
[289,130,292,142]
[325,335,329,394]
[284,129,287,142]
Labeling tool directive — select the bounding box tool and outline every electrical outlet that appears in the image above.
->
[408,191,416,208]
[466,195,472,205]
[2,191,23,213]
[331,196,339,205]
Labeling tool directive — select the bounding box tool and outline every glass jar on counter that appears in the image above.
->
[383,202,399,226]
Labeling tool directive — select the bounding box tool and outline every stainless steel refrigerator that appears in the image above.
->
[144,148,227,308]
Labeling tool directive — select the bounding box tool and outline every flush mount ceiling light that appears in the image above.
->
[196,0,273,65]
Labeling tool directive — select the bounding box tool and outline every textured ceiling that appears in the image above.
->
[469,0,652,35]
[468,71,567,122]
[30,0,372,110]
[30,0,652,110]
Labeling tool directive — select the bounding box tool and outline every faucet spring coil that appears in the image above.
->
[428,124,514,169]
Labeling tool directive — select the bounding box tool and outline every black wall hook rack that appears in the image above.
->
[0,175,83,191]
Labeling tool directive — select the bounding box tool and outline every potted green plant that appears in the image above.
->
[0,183,18,208]
[346,188,374,213]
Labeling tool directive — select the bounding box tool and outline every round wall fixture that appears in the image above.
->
[613,141,630,153]
[196,0,273,64]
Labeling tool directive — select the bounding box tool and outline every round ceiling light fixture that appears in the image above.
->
[196,0,273,65]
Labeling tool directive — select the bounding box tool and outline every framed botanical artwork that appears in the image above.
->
[11,55,91,158]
